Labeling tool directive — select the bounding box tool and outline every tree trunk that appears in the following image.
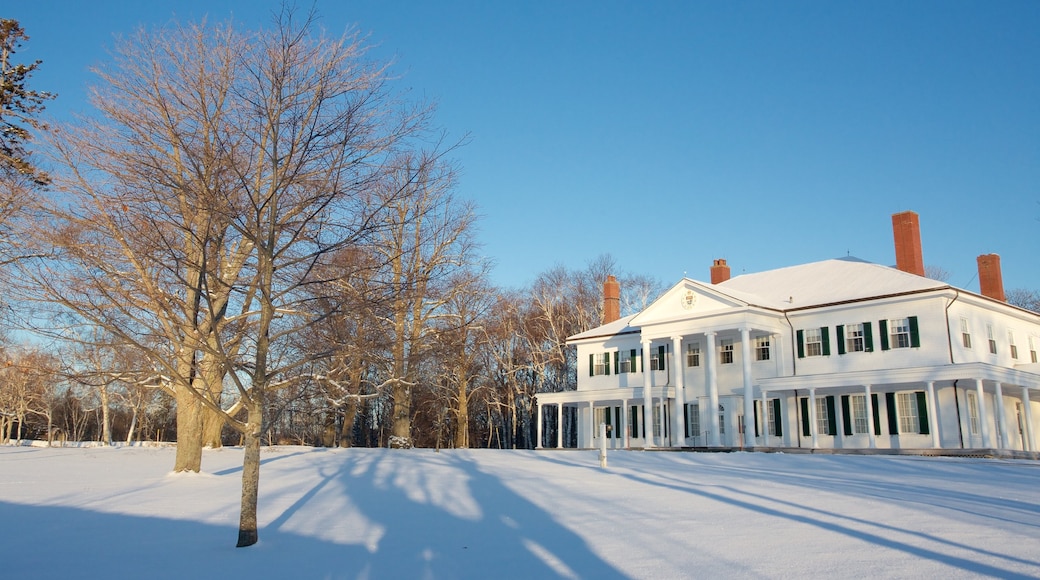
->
[237,403,262,547]
[200,343,227,448]
[339,398,357,448]
[174,384,204,472]
[454,373,469,449]
[99,384,112,446]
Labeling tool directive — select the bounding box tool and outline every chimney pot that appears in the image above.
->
[977,254,1006,302]
[603,275,621,324]
[892,211,925,276]
[711,259,731,284]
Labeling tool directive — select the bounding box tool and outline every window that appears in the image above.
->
[686,343,700,367]
[687,404,700,439]
[987,324,997,354]
[805,328,823,357]
[845,323,865,353]
[850,395,869,434]
[1030,336,1037,363]
[967,392,979,435]
[960,318,972,349]
[591,353,608,376]
[815,397,830,435]
[889,318,911,349]
[1009,330,1018,359]
[896,393,919,433]
[719,406,725,435]
[720,340,734,364]
[754,336,770,361]
[650,345,666,371]
[767,400,779,436]
[618,349,636,374]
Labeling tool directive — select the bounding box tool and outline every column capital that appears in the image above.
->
[670,335,684,342]
[705,330,717,338]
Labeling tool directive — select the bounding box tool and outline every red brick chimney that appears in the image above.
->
[892,211,925,276]
[603,275,621,324]
[710,259,731,284]
[977,254,1006,302]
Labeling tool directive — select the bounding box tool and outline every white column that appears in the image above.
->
[641,339,655,448]
[761,389,769,446]
[975,378,992,448]
[925,381,940,448]
[865,385,877,449]
[536,402,543,449]
[588,401,595,449]
[741,327,756,448]
[995,382,1009,450]
[834,394,846,450]
[671,335,686,447]
[705,331,721,447]
[1021,387,1035,452]
[556,404,563,448]
[808,388,819,449]
[621,399,630,449]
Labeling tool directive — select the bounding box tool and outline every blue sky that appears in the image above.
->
[9,1,1040,294]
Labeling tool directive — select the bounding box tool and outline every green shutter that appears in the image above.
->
[589,353,594,377]
[879,319,890,351]
[629,349,637,373]
[613,351,619,375]
[800,397,810,437]
[684,404,689,438]
[631,406,639,437]
[864,322,874,352]
[797,330,805,359]
[841,395,853,436]
[604,352,611,375]
[754,403,760,437]
[871,393,881,435]
[909,316,921,348]
[773,399,783,437]
[658,345,666,371]
[826,396,837,436]
[821,327,831,356]
[836,325,846,355]
[916,391,929,435]
[885,392,898,434]
[605,405,613,437]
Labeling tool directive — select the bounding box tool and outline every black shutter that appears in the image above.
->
[916,391,929,435]
[613,351,619,375]
[684,404,689,438]
[879,320,890,351]
[837,325,846,355]
[885,392,898,434]
[629,349,637,373]
[800,397,810,437]
[605,352,611,375]
[821,327,831,356]
[631,406,639,438]
[864,322,874,352]
[589,353,594,377]
[772,399,783,437]
[871,393,881,435]
[841,395,853,436]
[658,345,666,371]
[826,396,837,436]
[754,403,760,437]
[909,316,921,348]
[797,330,805,359]
[605,405,613,438]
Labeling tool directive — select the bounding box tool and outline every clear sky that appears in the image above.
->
[9,1,1040,294]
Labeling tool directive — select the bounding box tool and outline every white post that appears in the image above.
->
[808,387,819,449]
[671,335,686,447]
[1021,387,1035,452]
[642,339,655,448]
[741,327,755,448]
[925,381,940,448]
[975,378,992,448]
[587,401,595,449]
[536,402,543,449]
[705,331,721,447]
[556,404,563,448]
[599,422,608,468]
[995,382,1009,450]
[621,400,630,449]
[865,385,877,449]
[761,389,769,446]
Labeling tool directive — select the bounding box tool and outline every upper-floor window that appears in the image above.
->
[754,336,770,361]
[686,343,700,367]
[1030,336,1037,363]
[1009,330,1018,359]
[879,316,919,350]
[805,328,823,357]
[650,345,666,371]
[960,318,971,349]
[845,323,865,353]
[720,340,734,364]
[591,353,609,376]
[618,349,636,373]
[987,324,997,354]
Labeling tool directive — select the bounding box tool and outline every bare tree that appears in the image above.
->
[0,19,54,186]
[1007,288,1040,313]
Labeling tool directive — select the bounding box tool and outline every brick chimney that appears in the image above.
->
[976,254,1006,302]
[892,211,925,276]
[603,275,621,324]
[710,259,731,284]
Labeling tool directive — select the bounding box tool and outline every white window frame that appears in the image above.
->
[805,328,823,357]
[754,336,770,361]
[593,353,608,376]
[1030,336,1037,364]
[767,400,778,436]
[896,392,920,433]
[618,353,632,373]
[850,394,869,434]
[815,397,830,435]
[720,340,734,364]
[960,318,971,349]
[889,318,911,349]
[967,391,979,435]
[686,343,700,367]
[650,350,663,371]
[687,404,700,440]
[845,323,865,353]
[987,324,997,354]
[1009,330,1018,359]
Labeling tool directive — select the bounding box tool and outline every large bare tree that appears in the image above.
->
[20,10,441,547]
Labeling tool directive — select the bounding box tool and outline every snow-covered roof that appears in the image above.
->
[567,314,639,342]
[716,257,948,309]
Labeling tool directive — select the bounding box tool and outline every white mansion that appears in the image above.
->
[536,212,1040,455]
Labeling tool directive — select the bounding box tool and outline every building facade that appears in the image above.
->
[535,212,1040,454]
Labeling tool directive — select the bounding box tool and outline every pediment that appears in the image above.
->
[629,278,749,326]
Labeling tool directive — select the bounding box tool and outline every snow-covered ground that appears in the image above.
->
[1,445,1038,579]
